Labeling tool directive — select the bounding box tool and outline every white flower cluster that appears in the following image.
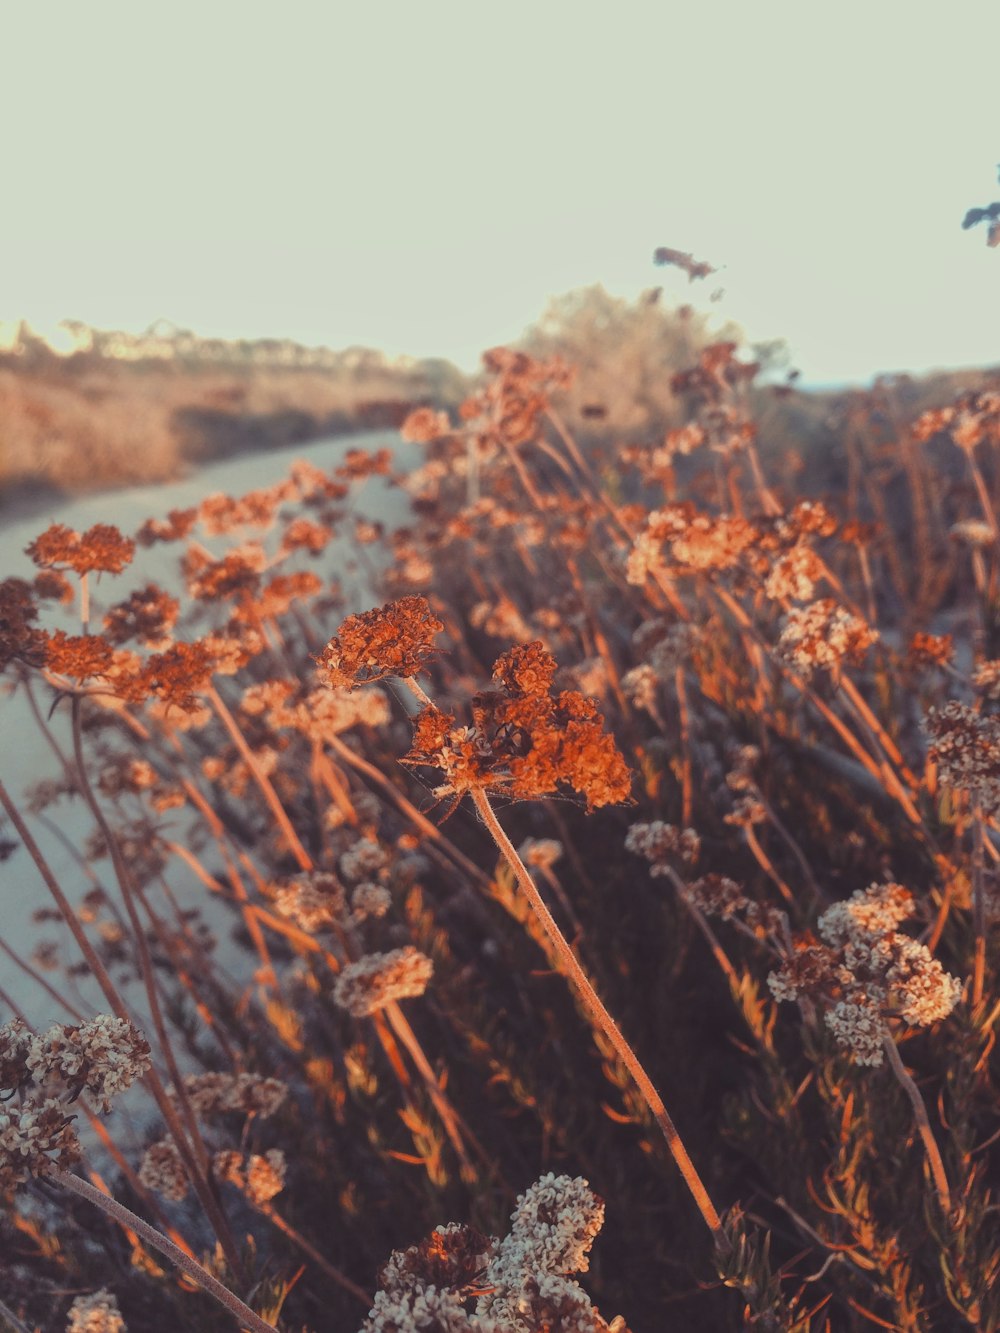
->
[333,948,434,1017]
[624,821,700,873]
[776,599,878,677]
[272,870,347,933]
[66,1289,126,1333]
[27,1016,152,1112]
[0,1016,150,1189]
[925,700,1000,814]
[361,1174,624,1333]
[768,884,963,1067]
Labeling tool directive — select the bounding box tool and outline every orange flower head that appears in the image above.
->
[26,523,135,576]
[316,595,444,688]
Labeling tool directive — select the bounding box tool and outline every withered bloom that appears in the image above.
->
[103,585,180,647]
[141,641,217,713]
[316,595,444,688]
[403,642,632,812]
[26,523,135,575]
[0,578,47,670]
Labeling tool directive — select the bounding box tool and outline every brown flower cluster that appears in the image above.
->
[134,506,198,547]
[0,578,48,671]
[26,523,135,576]
[403,643,632,812]
[101,585,179,649]
[316,595,444,688]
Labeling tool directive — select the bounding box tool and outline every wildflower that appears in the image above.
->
[317,596,444,688]
[0,578,48,670]
[141,641,217,713]
[332,948,434,1017]
[478,1174,605,1329]
[43,631,116,682]
[138,1137,189,1201]
[908,633,955,669]
[763,545,826,602]
[518,838,563,871]
[378,1222,496,1298]
[102,585,179,648]
[271,871,347,933]
[182,1071,288,1118]
[401,406,453,443]
[768,883,962,1066]
[134,507,198,547]
[66,1289,126,1333]
[184,544,267,602]
[950,519,995,547]
[625,821,700,873]
[972,660,1000,699]
[340,839,390,883]
[776,599,878,676]
[26,523,135,576]
[351,882,392,919]
[214,1148,286,1204]
[404,644,631,812]
[27,1016,151,1112]
[925,701,1000,813]
[363,1287,489,1333]
[0,1097,82,1189]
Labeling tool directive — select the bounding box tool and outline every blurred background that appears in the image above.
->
[1,0,998,509]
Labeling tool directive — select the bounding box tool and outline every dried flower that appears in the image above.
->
[768,883,962,1066]
[776,599,879,676]
[66,1290,126,1332]
[26,523,135,576]
[925,701,1000,813]
[332,948,434,1016]
[214,1148,287,1204]
[139,1137,189,1201]
[317,596,444,688]
[625,821,700,872]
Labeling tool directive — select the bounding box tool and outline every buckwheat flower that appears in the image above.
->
[214,1148,287,1204]
[139,1137,189,1201]
[317,596,444,688]
[378,1222,496,1299]
[0,1098,81,1188]
[66,1289,126,1333]
[769,883,962,1066]
[925,701,1000,813]
[908,633,955,670]
[972,660,1000,700]
[776,599,879,676]
[950,519,995,547]
[764,545,825,603]
[477,1175,605,1329]
[26,523,135,576]
[0,577,48,670]
[134,506,198,547]
[625,821,700,873]
[621,664,659,711]
[332,948,434,1017]
[340,839,390,883]
[518,838,563,871]
[351,882,392,919]
[182,1071,288,1119]
[27,1016,151,1112]
[272,871,347,933]
[723,794,767,827]
[401,406,453,443]
[363,1286,490,1333]
[685,874,750,922]
[0,1019,34,1093]
[103,585,179,648]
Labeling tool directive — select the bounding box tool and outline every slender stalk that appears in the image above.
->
[468,786,726,1249]
[67,700,246,1281]
[970,803,987,1008]
[51,1170,277,1333]
[881,1034,953,1217]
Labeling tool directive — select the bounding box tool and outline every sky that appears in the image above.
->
[3,1,998,385]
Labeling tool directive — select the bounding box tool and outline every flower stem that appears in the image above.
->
[468,786,727,1250]
[51,1170,277,1333]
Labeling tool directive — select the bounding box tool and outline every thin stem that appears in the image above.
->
[51,1170,277,1333]
[468,786,727,1250]
[881,1033,953,1217]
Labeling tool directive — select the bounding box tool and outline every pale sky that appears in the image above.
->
[3,1,998,383]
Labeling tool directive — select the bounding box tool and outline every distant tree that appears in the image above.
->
[961,165,1000,247]
[516,284,741,442]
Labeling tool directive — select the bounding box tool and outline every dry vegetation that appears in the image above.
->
[3,312,1000,1332]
